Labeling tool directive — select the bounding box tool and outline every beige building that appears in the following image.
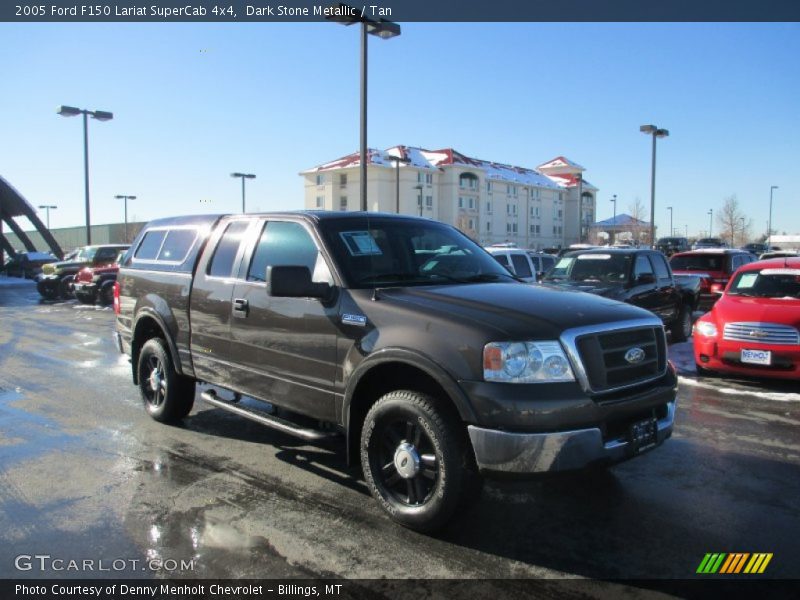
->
[301,146,597,249]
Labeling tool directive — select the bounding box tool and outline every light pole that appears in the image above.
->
[739,217,745,246]
[768,185,778,248]
[383,152,411,213]
[328,6,401,212]
[114,195,136,243]
[58,105,114,245]
[610,194,617,245]
[575,173,583,243]
[414,184,424,217]
[667,206,673,241]
[230,173,256,213]
[640,124,669,247]
[37,205,57,230]
[708,209,713,238]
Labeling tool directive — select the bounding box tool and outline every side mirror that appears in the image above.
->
[636,273,656,285]
[268,266,331,300]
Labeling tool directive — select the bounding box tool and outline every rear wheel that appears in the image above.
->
[75,291,96,304]
[99,282,114,305]
[58,275,75,299]
[137,337,195,423]
[671,305,692,343]
[360,390,478,532]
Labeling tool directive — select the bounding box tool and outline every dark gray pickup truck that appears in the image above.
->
[115,212,677,531]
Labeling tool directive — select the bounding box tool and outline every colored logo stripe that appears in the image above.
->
[697,553,773,574]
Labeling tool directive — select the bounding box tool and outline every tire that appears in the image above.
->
[137,337,195,423]
[58,275,75,299]
[671,305,692,343]
[75,291,96,305]
[99,283,114,306]
[38,280,59,300]
[360,390,478,532]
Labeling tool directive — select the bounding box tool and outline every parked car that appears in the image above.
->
[693,257,800,379]
[73,249,127,305]
[116,212,677,532]
[526,251,557,279]
[669,249,756,312]
[37,244,129,300]
[741,243,768,256]
[692,237,726,250]
[541,247,696,342]
[656,237,689,256]
[1,251,58,279]
[485,247,537,283]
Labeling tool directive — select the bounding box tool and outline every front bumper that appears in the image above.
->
[468,400,675,475]
[694,337,799,380]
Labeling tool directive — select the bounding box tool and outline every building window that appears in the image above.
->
[458,197,464,209]
[486,181,492,192]
[468,198,474,209]
[316,174,324,186]
[529,224,540,235]
[339,173,347,186]
[339,196,347,211]
[486,221,491,232]
[507,223,512,233]
[512,186,518,197]
[512,223,518,233]
[425,195,433,208]
[486,201,492,214]
[557,209,563,219]
[425,173,433,184]
[506,203,517,216]
[468,219,475,230]
[530,206,540,218]
[459,174,477,189]
[315,196,324,208]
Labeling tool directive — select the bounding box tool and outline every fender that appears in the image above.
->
[132,306,184,377]
[343,346,479,429]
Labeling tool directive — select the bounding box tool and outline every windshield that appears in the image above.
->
[670,255,723,272]
[319,217,517,289]
[728,269,800,299]
[544,253,632,283]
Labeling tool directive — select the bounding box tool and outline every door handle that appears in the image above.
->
[232,298,249,318]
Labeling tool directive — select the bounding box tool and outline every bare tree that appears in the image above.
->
[628,197,649,245]
[717,195,752,247]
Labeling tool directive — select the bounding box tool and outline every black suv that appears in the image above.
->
[656,237,689,256]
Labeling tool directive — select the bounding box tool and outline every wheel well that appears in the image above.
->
[346,362,464,465]
[131,317,166,384]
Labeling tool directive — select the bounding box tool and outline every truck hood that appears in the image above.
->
[373,282,650,339]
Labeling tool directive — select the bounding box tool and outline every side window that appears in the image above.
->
[134,230,166,260]
[157,229,196,262]
[634,255,654,278]
[651,254,670,280]
[510,254,533,278]
[493,254,511,268]
[542,256,556,272]
[208,221,249,278]
[94,247,118,262]
[247,221,321,283]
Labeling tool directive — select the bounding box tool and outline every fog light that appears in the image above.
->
[699,355,709,363]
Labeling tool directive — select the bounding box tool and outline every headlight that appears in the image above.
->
[483,341,575,383]
[694,321,717,337]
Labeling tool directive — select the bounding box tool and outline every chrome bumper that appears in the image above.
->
[468,401,675,474]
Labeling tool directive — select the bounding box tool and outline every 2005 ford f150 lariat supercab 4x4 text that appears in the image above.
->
[115,212,677,531]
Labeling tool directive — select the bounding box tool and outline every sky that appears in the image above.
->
[1,21,799,240]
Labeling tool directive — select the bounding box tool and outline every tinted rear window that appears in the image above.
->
[670,255,724,271]
[135,231,167,260]
[157,229,197,262]
[510,254,532,278]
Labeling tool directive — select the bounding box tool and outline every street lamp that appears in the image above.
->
[58,105,114,245]
[708,209,713,238]
[768,185,778,248]
[37,205,57,230]
[114,195,136,243]
[609,194,617,245]
[640,124,669,246]
[328,4,401,212]
[414,184,424,217]
[230,172,256,213]
[383,152,411,213]
[575,173,583,243]
[667,206,673,241]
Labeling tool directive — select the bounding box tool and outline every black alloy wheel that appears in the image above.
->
[137,337,195,423]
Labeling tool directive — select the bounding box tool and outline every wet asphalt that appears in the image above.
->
[1,279,798,591]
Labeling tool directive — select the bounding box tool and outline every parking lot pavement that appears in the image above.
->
[1,285,799,589]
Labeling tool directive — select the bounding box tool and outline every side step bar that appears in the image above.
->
[199,389,339,441]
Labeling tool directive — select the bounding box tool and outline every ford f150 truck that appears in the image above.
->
[115,212,677,531]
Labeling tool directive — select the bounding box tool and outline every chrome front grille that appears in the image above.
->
[723,322,800,345]
[561,319,668,395]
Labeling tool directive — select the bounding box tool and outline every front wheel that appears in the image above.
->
[671,305,692,343]
[360,390,477,532]
[137,337,195,423]
[58,275,75,299]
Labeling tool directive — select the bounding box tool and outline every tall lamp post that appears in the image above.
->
[575,173,583,243]
[114,195,136,242]
[768,185,778,248]
[609,194,617,245]
[640,124,669,247]
[383,152,411,213]
[708,209,713,238]
[667,206,673,239]
[328,6,401,212]
[739,217,745,246]
[58,105,114,245]
[38,205,57,230]
[230,172,256,213]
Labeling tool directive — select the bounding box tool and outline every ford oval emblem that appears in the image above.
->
[624,347,646,364]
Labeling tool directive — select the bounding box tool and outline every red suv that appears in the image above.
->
[693,257,800,379]
[669,249,756,311]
